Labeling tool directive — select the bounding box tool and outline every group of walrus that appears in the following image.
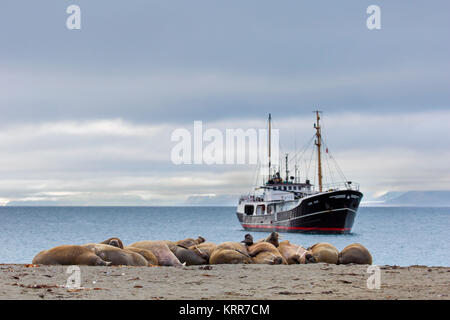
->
[32,232,372,267]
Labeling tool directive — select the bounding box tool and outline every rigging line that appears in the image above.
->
[322,148,328,186]
[252,159,261,188]
[312,144,317,189]
[321,116,345,185]
[289,134,315,167]
[290,134,313,164]
[322,139,348,183]
[269,115,283,176]
[321,137,336,186]
[305,137,316,180]
[320,118,332,186]
[325,146,335,187]
[270,116,283,172]
[289,138,315,182]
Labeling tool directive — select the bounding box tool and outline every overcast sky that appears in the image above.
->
[0,1,449,205]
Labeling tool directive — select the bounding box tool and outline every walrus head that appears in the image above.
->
[241,234,254,246]
[101,237,124,249]
[197,236,206,244]
[265,232,280,247]
[305,253,316,264]
[271,256,283,265]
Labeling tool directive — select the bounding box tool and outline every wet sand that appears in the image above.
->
[0,264,449,300]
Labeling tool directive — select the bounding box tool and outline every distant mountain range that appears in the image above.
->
[184,194,237,206]
[369,191,450,207]
[4,191,449,207]
[186,191,450,207]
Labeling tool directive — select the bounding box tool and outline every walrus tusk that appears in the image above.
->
[295,246,307,256]
[299,250,307,260]
[194,245,205,256]
[293,246,308,262]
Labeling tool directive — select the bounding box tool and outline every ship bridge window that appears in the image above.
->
[244,205,254,215]
[256,205,265,215]
[267,204,275,214]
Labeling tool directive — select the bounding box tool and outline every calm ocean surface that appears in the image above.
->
[0,206,449,266]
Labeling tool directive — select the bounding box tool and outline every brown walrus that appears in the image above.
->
[100,237,124,249]
[32,245,111,266]
[82,243,149,266]
[124,246,158,266]
[166,242,207,265]
[175,236,206,248]
[243,234,286,265]
[257,232,281,247]
[128,240,183,267]
[209,242,252,264]
[278,240,315,264]
[338,243,373,265]
[308,242,339,264]
[188,242,218,263]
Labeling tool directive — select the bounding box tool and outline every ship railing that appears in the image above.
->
[310,181,360,193]
[239,194,265,204]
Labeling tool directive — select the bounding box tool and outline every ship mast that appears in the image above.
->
[314,110,323,192]
[285,154,289,182]
[268,113,272,182]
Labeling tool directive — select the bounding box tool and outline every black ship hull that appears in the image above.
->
[236,190,363,234]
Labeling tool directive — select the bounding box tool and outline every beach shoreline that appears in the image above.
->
[1,263,449,300]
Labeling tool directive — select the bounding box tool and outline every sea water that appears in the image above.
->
[0,206,448,266]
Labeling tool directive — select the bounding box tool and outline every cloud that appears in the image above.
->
[0,110,449,204]
[1,62,449,124]
[1,1,449,204]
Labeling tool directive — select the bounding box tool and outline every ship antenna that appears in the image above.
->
[268,113,272,183]
[314,110,323,192]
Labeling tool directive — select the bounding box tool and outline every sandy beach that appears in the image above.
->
[0,263,449,300]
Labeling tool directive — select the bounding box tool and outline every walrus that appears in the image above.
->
[32,245,111,266]
[243,235,286,265]
[100,237,124,249]
[257,232,281,247]
[124,246,158,266]
[278,240,315,264]
[308,242,339,264]
[175,236,206,248]
[166,242,207,265]
[188,242,218,263]
[82,243,149,266]
[128,240,183,267]
[209,242,252,264]
[338,243,372,265]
